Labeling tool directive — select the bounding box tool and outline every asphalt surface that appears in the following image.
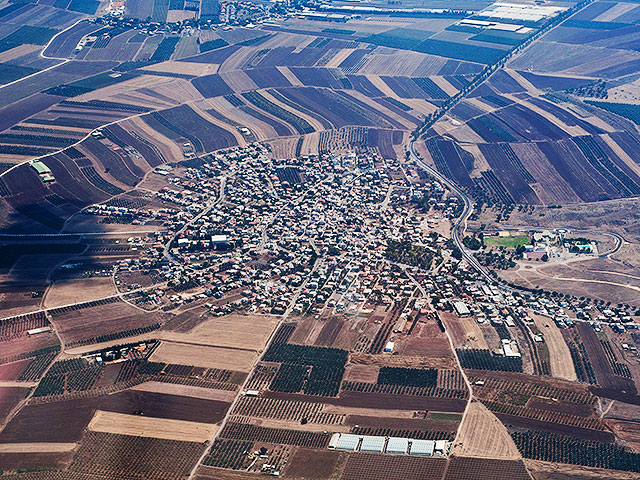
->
[407,140,625,295]
[408,140,502,288]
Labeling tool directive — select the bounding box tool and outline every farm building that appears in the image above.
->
[454,301,471,317]
[329,434,449,457]
[435,440,448,454]
[335,434,360,451]
[410,439,435,456]
[31,161,50,175]
[386,437,409,455]
[30,160,55,183]
[501,339,521,357]
[360,436,385,453]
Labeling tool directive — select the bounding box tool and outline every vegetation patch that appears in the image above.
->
[364,28,432,50]
[512,429,640,472]
[0,62,38,84]
[484,235,529,248]
[587,101,640,125]
[377,367,438,388]
[385,239,434,269]
[264,343,348,397]
[199,37,228,52]
[68,0,100,13]
[150,36,180,62]
[470,31,529,46]
[458,349,523,372]
[322,28,355,35]
[0,25,58,53]
[44,71,139,97]
[413,39,506,64]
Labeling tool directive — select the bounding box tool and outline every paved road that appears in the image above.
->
[408,140,503,289]
[163,176,226,262]
[0,19,83,92]
[408,140,626,294]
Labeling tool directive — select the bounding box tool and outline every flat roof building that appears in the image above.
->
[360,436,385,453]
[31,161,51,175]
[335,434,360,451]
[328,433,340,449]
[386,437,409,455]
[410,439,434,456]
[454,301,471,317]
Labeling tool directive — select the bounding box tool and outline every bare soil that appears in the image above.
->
[131,381,238,402]
[283,448,343,479]
[440,311,489,350]
[604,418,640,452]
[452,400,521,460]
[87,409,217,442]
[0,386,29,422]
[530,313,576,381]
[0,359,31,381]
[342,364,379,383]
[0,451,74,471]
[0,397,100,443]
[99,389,231,424]
[195,465,264,480]
[44,277,116,309]
[150,341,257,372]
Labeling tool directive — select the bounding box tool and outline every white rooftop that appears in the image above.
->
[410,439,435,456]
[360,436,385,453]
[336,434,360,451]
[386,437,409,454]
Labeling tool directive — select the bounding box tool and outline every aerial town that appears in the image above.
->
[1,0,640,478]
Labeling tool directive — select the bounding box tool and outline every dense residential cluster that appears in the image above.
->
[2,0,640,478]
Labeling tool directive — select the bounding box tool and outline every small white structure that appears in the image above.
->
[27,326,52,335]
[328,433,340,449]
[211,235,228,243]
[501,339,521,357]
[453,301,470,317]
[435,440,448,454]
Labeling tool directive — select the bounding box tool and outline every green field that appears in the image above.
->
[0,62,38,85]
[587,101,640,125]
[484,235,529,248]
[427,412,463,422]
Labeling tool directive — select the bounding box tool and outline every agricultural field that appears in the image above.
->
[1,0,640,479]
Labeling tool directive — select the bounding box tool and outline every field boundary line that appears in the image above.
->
[0,18,85,92]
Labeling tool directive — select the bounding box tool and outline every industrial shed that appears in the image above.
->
[410,439,435,456]
[335,434,360,451]
[386,437,409,455]
[360,436,385,453]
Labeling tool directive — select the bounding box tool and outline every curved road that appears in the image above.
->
[407,140,625,294]
[408,140,502,288]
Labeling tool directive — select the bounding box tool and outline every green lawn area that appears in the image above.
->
[484,235,529,248]
[427,412,463,422]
